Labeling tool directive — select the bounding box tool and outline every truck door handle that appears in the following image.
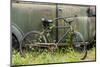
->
[58,8,63,12]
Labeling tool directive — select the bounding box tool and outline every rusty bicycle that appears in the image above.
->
[20,16,87,60]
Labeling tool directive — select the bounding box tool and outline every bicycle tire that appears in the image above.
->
[20,31,47,56]
[72,31,87,60]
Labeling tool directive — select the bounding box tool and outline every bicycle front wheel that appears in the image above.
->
[20,31,47,56]
[72,31,87,60]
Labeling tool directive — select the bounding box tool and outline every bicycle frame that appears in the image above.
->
[56,26,73,45]
[41,17,74,45]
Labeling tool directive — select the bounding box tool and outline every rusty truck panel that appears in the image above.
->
[11,1,96,42]
[12,2,56,34]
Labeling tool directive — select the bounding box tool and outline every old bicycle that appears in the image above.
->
[20,16,87,60]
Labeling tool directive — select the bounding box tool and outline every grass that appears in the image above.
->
[12,47,96,66]
[84,47,96,61]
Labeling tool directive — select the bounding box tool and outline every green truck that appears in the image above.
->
[11,0,96,49]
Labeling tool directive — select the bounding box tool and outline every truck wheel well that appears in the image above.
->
[12,33,20,50]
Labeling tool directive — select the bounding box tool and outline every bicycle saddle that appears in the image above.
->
[41,18,53,28]
[41,18,53,23]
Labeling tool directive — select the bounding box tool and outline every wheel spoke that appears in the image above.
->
[72,32,87,60]
[20,31,47,56]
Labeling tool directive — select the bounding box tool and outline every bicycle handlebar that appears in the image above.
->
[53,16,75,24]
[54,16,74,20]
[41,16,76,24]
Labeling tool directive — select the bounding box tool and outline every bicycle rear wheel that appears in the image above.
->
[20,31,47,56]
[72,32,87,60]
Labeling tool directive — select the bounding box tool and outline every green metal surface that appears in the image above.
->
[11,2,96,42]
[12,2,56,34]
[57,5,95,41]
